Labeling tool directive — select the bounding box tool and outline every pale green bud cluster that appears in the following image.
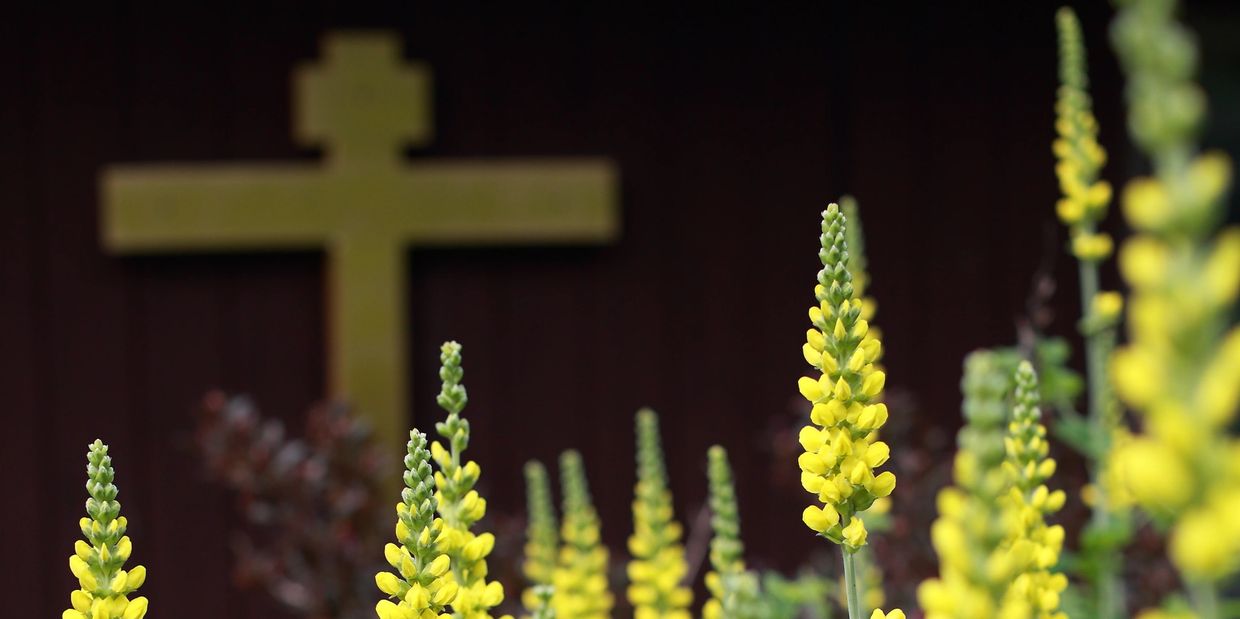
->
[64,440,149,619]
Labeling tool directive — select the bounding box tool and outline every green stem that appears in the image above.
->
[1077,243,1125,619]
[842,549,862,619]
[1191,580,1221,619]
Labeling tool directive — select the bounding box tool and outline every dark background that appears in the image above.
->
[3,2,1238,618]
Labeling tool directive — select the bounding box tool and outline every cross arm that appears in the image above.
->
[101,164,335,252]
[385,159,620,245]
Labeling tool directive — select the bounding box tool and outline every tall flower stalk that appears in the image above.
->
[375,342,510,619]
[704,446,761,619]
[64,440,149,619]
[554,450,613,619]
[796,205,898,619]
[840,196,891,616]
[1003,361,1069,618]
[919,352,1028,618]
[1108,0,1240,616]
[375,430,457,619]
[1052,9,1128,616]
[628,409,692,619]
[522,461,558,615]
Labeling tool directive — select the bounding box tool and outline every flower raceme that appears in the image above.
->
[521,461,557,615]
[1002,362,1068,619]
[841,196,892,614]
[1108,0,1240,596]
[1053,7,1113,263]
[64,440,149,619]
[553,450,613,619]
[375,342,510,619]
[797,204,895,553]
[376,430,458,619]
[628,409,692,619]
[919,351,1030,619]
[704,446,761,619]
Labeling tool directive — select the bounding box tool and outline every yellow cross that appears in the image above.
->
[100,31,618,450]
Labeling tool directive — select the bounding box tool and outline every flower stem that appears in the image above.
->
[1078,244,1124,619]
[1190,580,1220,619]
[842,548,862,619]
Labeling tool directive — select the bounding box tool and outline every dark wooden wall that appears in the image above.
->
[6,1,1220,617]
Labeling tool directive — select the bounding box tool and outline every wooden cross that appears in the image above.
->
[100,32,618,450]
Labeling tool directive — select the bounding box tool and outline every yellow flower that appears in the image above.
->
[63,441,149,619]
[870,610,905,619]
[842,518,868,550]
[797,205,895,552]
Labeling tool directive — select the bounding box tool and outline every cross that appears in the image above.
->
[100,32,618,451]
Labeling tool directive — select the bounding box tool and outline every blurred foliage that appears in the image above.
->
[193,391,389,619]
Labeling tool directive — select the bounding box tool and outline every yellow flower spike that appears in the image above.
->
[703,446,763,619]
[377,430,456,616]
[1000,362,1068,619]
[65,441,147,619]
[375,343,505,619]
[550,450,612,619]
[628,410,692,618]
[1055,13,1133,615]
[1111,0,1240,607]
[798,205,897,619]
[920,352,1045,619]
[521,462,558,616]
